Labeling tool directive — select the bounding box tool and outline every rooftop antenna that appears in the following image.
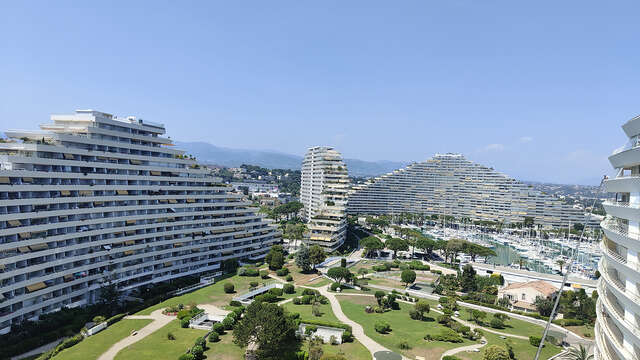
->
[533,175,608,360]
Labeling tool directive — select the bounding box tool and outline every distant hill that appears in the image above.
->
[175,141,407,177]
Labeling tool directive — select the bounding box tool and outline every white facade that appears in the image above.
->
[300,147,348,251]
[0,110,280,334]
[348,153,598,229]
[597,115,640,360]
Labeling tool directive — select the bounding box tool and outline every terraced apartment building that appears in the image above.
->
[348,153,598,229]
[598,115,640,360]
[300,147,349,251]
[0,110,280,334]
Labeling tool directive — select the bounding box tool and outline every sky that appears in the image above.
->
[1,1,639,185]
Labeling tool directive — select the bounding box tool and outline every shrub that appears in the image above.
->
[106,313,126,326]
[283,284,295,294]
[490,318,504,329]
[301,295,315,304]
[303,288,319,296]
[191,345,204,359]
[223,282,235,293]
[342,331,353,342]
[222,316,235,330]
[293,297,302,305]
[92,315,106,324]
[409,309,422,320]
[213,322,225,334]
[208,332,220,342]
[330,282,341,291]
[269,287,283,297]
[180,319,190,328]
[167,332,176,340]
[427,328,463,343]
[254,293,278,303]
[229,300,241,307]
[373,306,384,313]
[195,336,206,348]
[483,345,510,360]
[260,270,270,279]
[552,318,584,326]
[249,281,259,288]
[304,325,318,335]
[276,268,290,276]
[442,357,461,360]
[286,275,294,282]
[374,320,391,333]
[177,310,191,320]
[529,336,542,347]
[178,354,195,360]
[398,340,411,349]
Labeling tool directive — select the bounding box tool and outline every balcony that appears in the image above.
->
[603,200,640,219]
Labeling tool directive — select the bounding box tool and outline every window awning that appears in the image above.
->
[168,199,177,204]
[63,153,75,160]
[150,171,161,176]
[116,190,128,195]
[173,242,183,247]
[186,199,195,203]
[17,246,31,253]
[125,240,135,245]
[22,177,34,183]
[18,232,31,239]
[8,220,21,227]
[125,230,135,235]
[164,262,172,267]
[29,243,48,251]
[78,190,93,196]
[158,199,168,203]
[60,190,71,196]
[126,220,136,225]
[64,274,74,281]
[93,201,103,206]
[129,159,142,165]
[123,250,134,256]
[26,282,47,292]
[0,177,10,184]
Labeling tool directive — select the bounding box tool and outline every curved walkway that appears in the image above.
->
[97,309,173,360]
[314,285,409,360]
[440,337,488,359]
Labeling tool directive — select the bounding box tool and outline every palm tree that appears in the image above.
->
[562,344,593,360]
[556,259,566,273]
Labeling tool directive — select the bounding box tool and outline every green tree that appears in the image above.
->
[309,245,326,269]
[360,236,384,258]
[414,300,430,319]
[358,268,369,279]
[471,309,487,324]
[296,244,312,272]
[445,239,465,264]
[460,264,477,292]
[415,236,436,256]
[97,278,119,316]
[534,295,555,317]
[483,345,510,360]
[233,301,298,360]
[285,223,307,243]
[401,269,416,286]
[327,267,352,284]
[386,238,409,259]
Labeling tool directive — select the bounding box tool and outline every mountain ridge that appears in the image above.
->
[175,141,407,177]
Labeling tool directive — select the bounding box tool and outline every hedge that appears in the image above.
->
[106,313,127,326]
[552,318,584,326]
[299,319,352,332]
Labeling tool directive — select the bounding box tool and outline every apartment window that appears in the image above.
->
[521,293,526,300]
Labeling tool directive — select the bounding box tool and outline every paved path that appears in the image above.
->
[314,285,409,360]
[440,337,488,359]
[97,309,173,360]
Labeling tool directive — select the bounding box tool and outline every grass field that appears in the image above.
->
[456,307,546,338]
[338,296,477,359]
[114,319,207,360]
[282,300,340,323]
[55,319,152,360]
[203,330,245,360]
[456,332,562,360]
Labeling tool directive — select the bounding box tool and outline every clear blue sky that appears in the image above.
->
[1,1,638,185]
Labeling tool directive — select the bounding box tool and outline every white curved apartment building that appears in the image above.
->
[598,115,640,360]
[0,110,280,334]
[348,153,599,229]
[300,147,348,251]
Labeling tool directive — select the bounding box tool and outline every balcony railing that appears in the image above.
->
[599,280,640,340]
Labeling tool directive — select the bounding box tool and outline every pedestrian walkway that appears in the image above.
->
[440,337,488,359]
[97,309,173,360]
[314,285,409,360]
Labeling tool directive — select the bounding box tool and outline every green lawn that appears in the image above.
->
[136,274,268,315]
[306,278,330,288]
[457,332,562,360]
[282,300,340,323]
[55,319,152,360]
[204,330,245,360]
[114,319,207,360]
[338,296,476,359]
[457,308,545,338]
[317,340,371,360]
